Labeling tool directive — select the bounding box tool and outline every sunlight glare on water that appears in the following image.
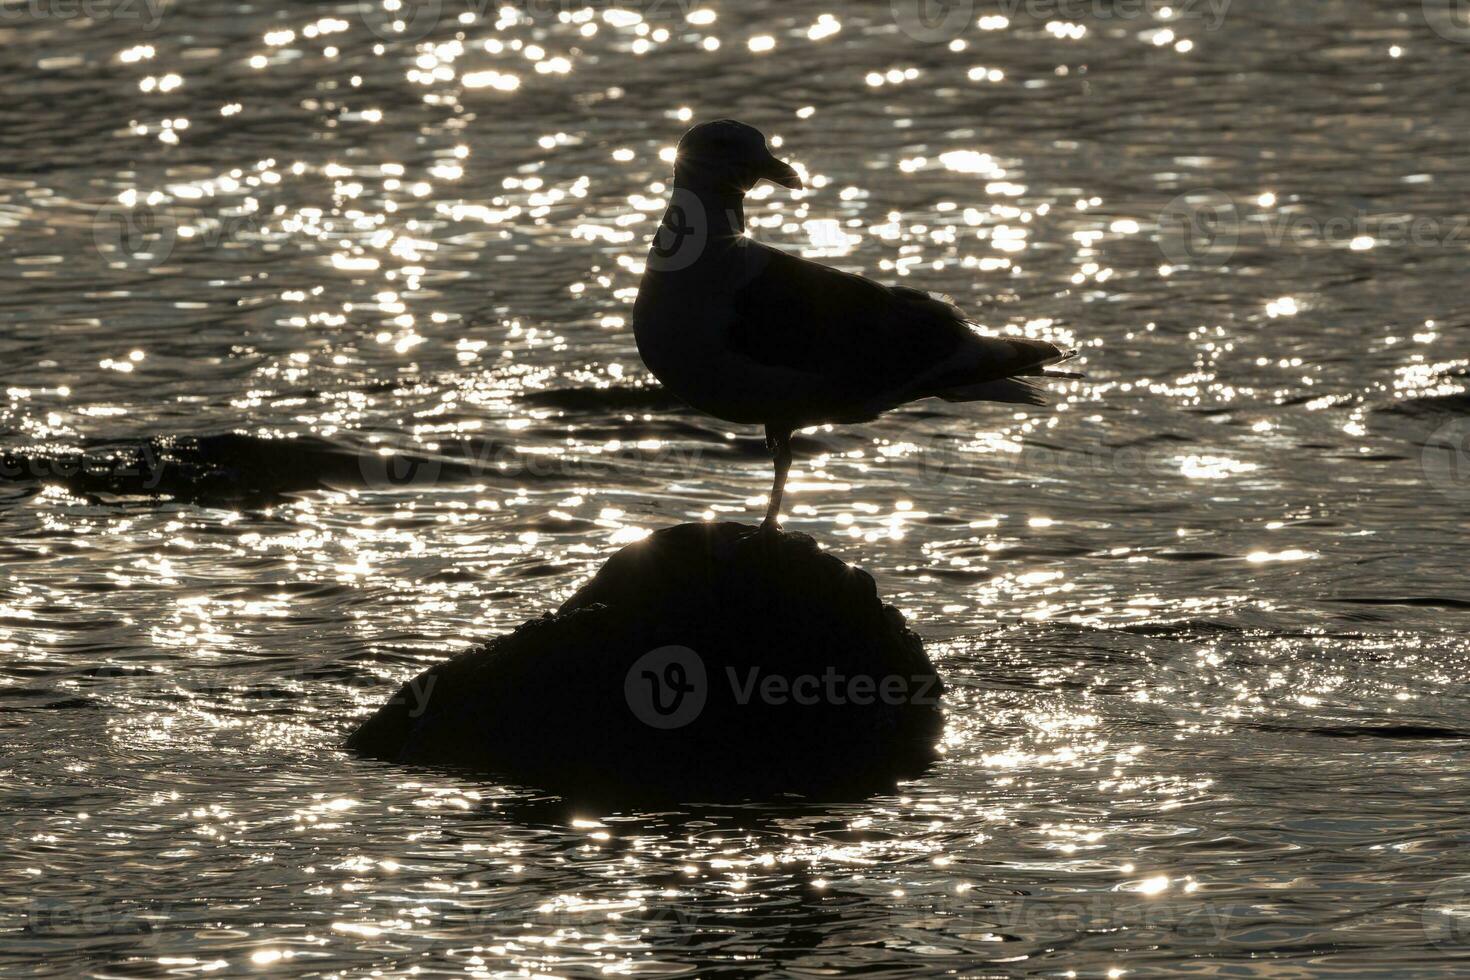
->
[1,0,1469,976]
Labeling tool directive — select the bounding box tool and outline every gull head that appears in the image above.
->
[674,119,802,193]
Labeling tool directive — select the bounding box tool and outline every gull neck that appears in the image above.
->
[671,177,747,236]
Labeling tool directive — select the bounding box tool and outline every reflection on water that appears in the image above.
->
[2,0,1469,975]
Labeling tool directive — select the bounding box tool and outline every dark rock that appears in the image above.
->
[346,522,944,802]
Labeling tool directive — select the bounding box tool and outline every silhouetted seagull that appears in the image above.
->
[633,119,1080,532]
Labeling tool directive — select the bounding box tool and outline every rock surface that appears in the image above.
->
[346,522,944,802]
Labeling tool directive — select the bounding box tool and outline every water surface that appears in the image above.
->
[2,0,1469,975]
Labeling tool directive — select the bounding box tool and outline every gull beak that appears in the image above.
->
[764,157,803,189]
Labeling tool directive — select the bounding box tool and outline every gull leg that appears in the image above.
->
[761,426,793,534]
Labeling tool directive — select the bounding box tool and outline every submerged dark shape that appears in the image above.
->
[346,522,944,802]
[0,433,357,502]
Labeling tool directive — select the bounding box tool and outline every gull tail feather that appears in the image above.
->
[938,377,1048,406]
[936,346,1084,405]
[1022,347,1084,379]
[1027,367,1086,379]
